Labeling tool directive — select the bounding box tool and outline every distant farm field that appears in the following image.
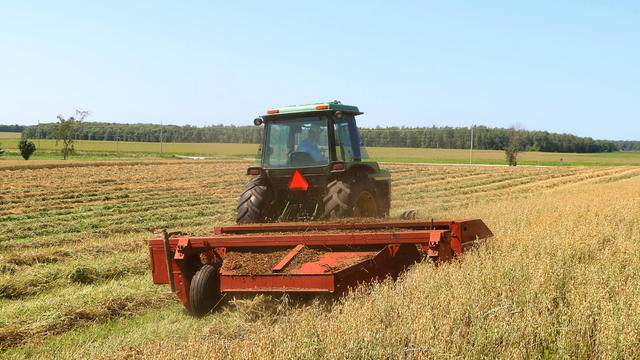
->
[2,160,640,358]
[0,132,21,139]
[0,138,258,160]
[366,146,640,166]
[1,137,640,165]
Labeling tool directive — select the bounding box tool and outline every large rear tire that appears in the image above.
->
[323,176,380,219]
[189,264,221,317]
[236,176,274,224]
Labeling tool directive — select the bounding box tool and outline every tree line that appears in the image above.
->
[0,124,25,132]
[15,122,640,153]
[21,122,263,144]
[360,126,624,153]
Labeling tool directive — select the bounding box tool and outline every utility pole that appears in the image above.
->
[160,120,163,156]
[469,125,474,164]
[115,136,120,157]
[37,120,40,150]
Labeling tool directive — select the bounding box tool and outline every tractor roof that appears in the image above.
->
[262,101,362,118]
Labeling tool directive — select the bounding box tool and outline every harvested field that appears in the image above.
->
[2,160,640,358]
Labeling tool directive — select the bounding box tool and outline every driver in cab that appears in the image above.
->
[297,126,325,161]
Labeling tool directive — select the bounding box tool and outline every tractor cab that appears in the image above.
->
[238,101,390,223]
[257,101,369,170]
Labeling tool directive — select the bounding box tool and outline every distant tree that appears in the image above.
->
[18,139,36,160]
[52,116,77,160]
[51,110,89,160]
[505,126,522,166]
[505,143,518,166]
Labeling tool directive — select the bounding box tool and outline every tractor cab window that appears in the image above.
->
[264,116,329,168]
[333,116,369,162]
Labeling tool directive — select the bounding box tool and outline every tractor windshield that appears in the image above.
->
[264,116,329,168]
[333,116,369,161]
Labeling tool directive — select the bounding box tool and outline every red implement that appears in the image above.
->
[148,219,492,315]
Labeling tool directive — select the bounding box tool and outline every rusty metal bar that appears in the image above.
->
[272,244,305,272]
[213,220,466,234]
[162,229,175,293]
[152,230,448,249]
[220,273,335,293]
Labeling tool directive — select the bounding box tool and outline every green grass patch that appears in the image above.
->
[2,138,640,165]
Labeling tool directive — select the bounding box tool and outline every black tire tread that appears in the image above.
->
[323,175,381,219]
[189,264,220,317]
[378,180,391,216]
[236,176,272,224]
[322,179,352,219]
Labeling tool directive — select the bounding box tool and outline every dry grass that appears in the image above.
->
[120,170,640,359]
[2,161,640,358]
[0,132,21,139]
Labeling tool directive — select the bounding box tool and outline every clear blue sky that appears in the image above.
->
[1,1,638,140]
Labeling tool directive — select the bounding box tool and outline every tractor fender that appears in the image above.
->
[345,163,378,176]
[342,165,391,217]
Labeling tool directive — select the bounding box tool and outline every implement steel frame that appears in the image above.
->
[148,219,492,313]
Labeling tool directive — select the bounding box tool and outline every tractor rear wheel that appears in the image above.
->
[189,264,221,317]
[236,176,274,224]
[323,177,379,219]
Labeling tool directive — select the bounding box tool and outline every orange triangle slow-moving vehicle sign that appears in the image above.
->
[288,170,309,191]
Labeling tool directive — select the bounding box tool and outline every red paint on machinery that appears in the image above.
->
[148,219,492,314]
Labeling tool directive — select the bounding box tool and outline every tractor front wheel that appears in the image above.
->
[323,177,379,219]
[189,264,221,317]
[236,176,274,224]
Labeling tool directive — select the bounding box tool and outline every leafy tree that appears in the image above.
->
[505,142,518,166]
[18,139,36,160]
[505,126,522,166]
[51,110,88,159]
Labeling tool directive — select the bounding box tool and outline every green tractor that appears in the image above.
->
[236,101,391,223]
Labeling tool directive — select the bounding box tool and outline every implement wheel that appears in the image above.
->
[323,176,379,219]
[189,264,221,317]
[236,176,274,224]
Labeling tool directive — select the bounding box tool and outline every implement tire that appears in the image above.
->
[323,176,379,219]
[236,176,273,224]
[189,264,221,317]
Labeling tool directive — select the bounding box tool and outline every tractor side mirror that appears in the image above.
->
[254,118,263,126]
